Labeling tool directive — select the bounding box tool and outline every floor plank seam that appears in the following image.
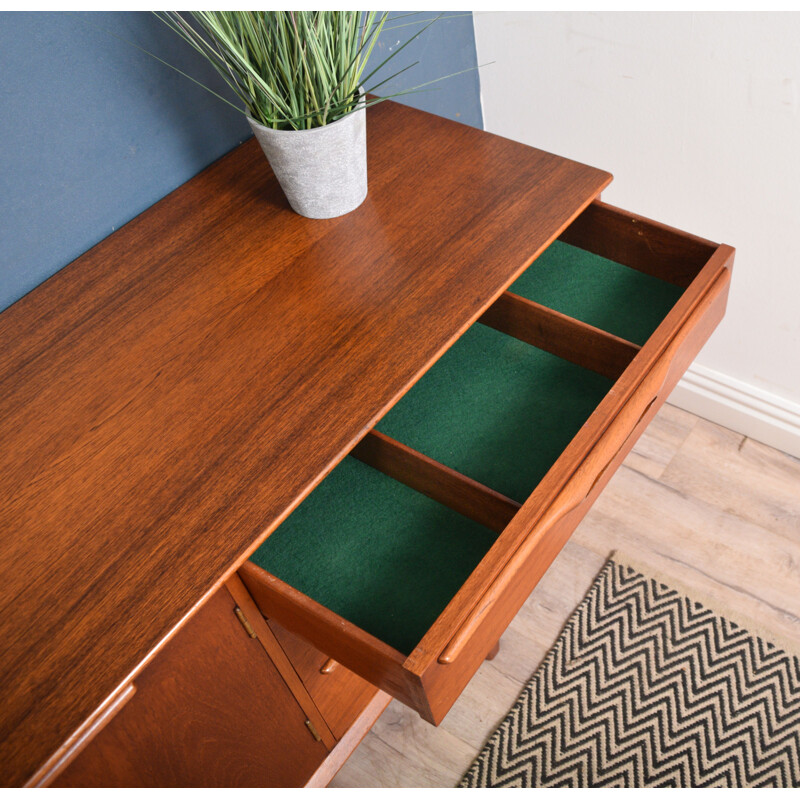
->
[621,459,799,547]
[651,548,800,632]
[361,730,423,774]
[370,716,470,769]
[737,435,748,452]
[617,463,690,499]
[481,661,529,687]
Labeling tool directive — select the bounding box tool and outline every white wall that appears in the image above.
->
[474,12,800,456]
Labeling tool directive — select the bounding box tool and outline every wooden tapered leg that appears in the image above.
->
[485,641,500,661]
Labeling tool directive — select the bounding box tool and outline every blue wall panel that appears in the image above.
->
[0,12,482,312]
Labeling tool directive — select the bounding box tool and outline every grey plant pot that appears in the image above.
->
[247,101,367,219]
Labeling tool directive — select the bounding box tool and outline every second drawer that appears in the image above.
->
[239,201,734,725]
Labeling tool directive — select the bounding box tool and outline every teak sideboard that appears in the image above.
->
[0,100,734,787]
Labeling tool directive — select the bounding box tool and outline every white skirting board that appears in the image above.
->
[668,363,800,460]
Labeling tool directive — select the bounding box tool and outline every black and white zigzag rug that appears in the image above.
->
[460,558,800,788]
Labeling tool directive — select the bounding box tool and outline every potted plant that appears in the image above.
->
[153,11,429,219]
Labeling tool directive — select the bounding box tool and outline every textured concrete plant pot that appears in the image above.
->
[247,100,367,219]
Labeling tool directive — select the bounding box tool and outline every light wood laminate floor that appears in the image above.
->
[330,403,800,788]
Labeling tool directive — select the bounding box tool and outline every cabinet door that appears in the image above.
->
[53,585,329,787]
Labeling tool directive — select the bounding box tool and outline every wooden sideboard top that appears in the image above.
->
[0,99,611,785]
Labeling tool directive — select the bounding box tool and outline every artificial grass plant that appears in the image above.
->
[152,11,446,130]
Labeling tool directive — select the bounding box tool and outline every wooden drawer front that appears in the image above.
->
[240,201,734,724]
[266,618,383,742]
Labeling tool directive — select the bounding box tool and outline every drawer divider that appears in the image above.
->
[352,431,520,534]
[479,291,640,381]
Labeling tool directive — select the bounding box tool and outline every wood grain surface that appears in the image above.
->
[224,575,337,750]
[52,586,329,788]
[0,99,611,785]
[266,618,381,742]
[478,291,641,380]
[352,431,521,533]
[558,200,718,287]
[306,690,392,788]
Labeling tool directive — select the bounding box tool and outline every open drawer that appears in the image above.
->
[239,201,734,725]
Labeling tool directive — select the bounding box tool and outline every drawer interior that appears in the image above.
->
[249,457,497,656]
[375,321,614,504]
[250,235,691,656]
[510,240,683,346]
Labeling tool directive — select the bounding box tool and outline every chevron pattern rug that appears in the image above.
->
[461,559,800,787]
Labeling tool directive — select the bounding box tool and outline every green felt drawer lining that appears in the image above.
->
[250,242,684,656]
[510,240,683,346]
